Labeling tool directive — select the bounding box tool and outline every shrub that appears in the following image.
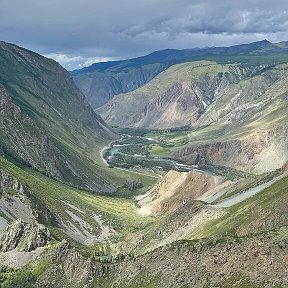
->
[123,180,143,191]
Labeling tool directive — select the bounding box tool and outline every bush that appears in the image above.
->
[0,267,35,288]
[123,180,143,191]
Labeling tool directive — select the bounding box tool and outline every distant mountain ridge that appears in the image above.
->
[71,39,288,108]
[97,46,288,174]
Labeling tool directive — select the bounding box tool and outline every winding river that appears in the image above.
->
[102,135,199,173]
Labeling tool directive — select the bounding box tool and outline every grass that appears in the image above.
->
[214,170,282,203]
[140,124,227,158]
[189,174,288,239]
[149,145,172,157]
[0,266,36,288]
[119,272,161,288]
[0,155,157,244]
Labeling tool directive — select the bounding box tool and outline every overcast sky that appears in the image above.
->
[1,0,288,70]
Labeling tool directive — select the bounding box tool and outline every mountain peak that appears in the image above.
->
[255,39,271,45]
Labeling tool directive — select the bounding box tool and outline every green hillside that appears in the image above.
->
[0,41,288,288]
[98,56,288,130]
[0,42,157,193]
[73,39,288,109]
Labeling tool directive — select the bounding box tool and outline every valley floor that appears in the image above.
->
[0,129,288,287]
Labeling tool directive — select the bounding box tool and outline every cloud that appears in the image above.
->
[1,0,288,69]
[44,53,114,70]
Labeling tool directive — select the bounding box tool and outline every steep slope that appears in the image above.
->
[100,231,288,288]
[174,122,288,174]
[98,59,288,129]
[71,40,287,108]
[137,170,231,216]
[72,62,167,108]
[27,229,288,288]
[0,41,116,192]
[72,40,288,109]
[0,219,51,268]
[99,57,288,174]
[35,168,288,287]
[97,60,240,128]
[173,68,288,174]
[0,86,73,181]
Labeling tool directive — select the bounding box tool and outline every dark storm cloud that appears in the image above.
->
[1,0,288,69]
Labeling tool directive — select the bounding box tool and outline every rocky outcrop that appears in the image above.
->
[0,86,69,180]
[137,170,231,215]
[110,230,288,288]
[98,61,237,128]
[174,124,288,174]
[0,219,51,252]
[197,66,282,127]
[36,240,106,288]
[35,229,288,288]
[0,170,58,228]
[0,170,25,194]
[0,217,51,268]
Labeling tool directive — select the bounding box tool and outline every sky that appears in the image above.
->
[1,0,288,70]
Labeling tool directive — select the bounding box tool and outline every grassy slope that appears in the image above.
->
[0,42,158,194]
[97,61,232,125]
[189,174,288,239]
[0,154,157,245]
[97,51,288,127]
[146,66,288,160]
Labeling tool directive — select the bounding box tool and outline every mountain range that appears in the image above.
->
[0,40,288,287]
[72,39,288,109]
[95,40,288,175]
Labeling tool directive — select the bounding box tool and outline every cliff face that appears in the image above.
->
[98,61,239,128]
[97,61,288,130]
[133,79,227,128]
[137,170,231,215]
[174,124,288,174]
[0,219,51,252]
[73,63,167,108]
[72,39,281,109]
[0,170,35,227]
[0,41,116,193]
